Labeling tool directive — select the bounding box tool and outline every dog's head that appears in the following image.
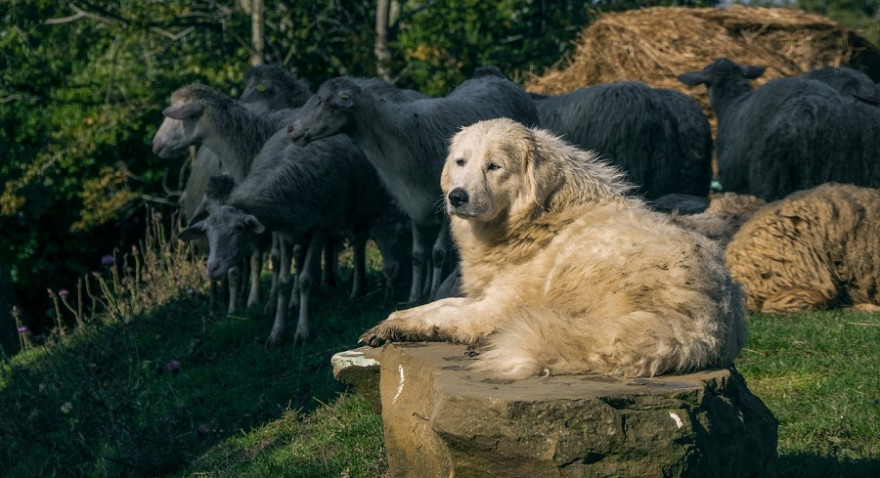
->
[442,118,564,223]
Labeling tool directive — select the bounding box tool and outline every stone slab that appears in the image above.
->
[373,342,777,478]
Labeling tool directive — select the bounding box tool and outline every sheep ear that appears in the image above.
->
[677,71,706,87]
[332,90,354,108]
[187,199,210,227]
[163,102,204,120]
[742,65,766,80]
[178,220,206,241]
[244,215,266,234]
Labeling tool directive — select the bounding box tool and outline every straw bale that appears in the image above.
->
[527,5,880,124]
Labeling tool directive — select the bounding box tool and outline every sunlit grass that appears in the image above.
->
[736,310,880,476]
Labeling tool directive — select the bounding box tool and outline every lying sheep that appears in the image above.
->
[531,81,713,200]
[670,192,766,250]
[288,70,540,304]
[678,58,880,201]
[800,65,880,105]
[725,183,880,313]
[180,128,391,345]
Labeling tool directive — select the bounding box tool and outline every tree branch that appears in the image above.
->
[45,3,119,26]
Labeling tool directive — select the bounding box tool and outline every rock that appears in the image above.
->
[331,346,383,413]
[372,342,777,478]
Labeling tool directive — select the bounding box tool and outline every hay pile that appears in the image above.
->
[527,5,880,114]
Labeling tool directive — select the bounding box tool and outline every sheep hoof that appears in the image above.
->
[293,331,309,346]
[265,332,283,348]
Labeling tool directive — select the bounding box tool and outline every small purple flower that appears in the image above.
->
[166,360,182,373]
[17,326,28,334]
[60,402,73,414]
[58,289,70,298]
[101,255,115,267]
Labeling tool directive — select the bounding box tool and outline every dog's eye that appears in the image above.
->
[455,158,466,167]
[486,162,501,172]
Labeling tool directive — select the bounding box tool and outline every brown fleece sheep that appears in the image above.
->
[725,183,880,313]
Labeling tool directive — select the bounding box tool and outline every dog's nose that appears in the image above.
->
[448,188,469,207]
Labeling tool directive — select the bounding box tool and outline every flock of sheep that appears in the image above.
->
[151,58,880,346]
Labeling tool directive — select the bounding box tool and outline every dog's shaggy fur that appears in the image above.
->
[360,118,746,379]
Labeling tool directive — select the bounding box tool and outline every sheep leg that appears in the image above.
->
[209,279,221,317]
[294,230,327,345]
[264,233,282,317]
[407,221,435,305]
[227,266,241,315]
[289,243,306,311]
[247,249,262,309]
[760,288,835,314]
[349,227,370,300]
[322,235,340,288]
[267,237,293,347]
[429,221,452,299]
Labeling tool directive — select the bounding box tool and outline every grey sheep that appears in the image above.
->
[177,67,312,225]
[153,83,293,313]
[152,83,295,183]
[678,57,880,201]
[180,129,391,345]
[725,183,880,314]
[531,81,713,200]
[240,64,312,114]
[800,65,880,105]
[287,71,540,304]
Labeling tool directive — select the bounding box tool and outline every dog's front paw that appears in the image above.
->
[358,322,400,347]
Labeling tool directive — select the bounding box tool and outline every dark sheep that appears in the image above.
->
[240,64,312,114]
[800,65,880,105]
[678,57,880,201]
[531,81,713,200]
[180,128,391,345]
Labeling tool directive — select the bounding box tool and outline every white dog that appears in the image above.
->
[360,118,746,379]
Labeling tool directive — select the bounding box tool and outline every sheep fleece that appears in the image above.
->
[726,183,880,313]
[360,118,746,379]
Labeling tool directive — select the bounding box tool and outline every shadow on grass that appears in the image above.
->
[776,453,880,478]
[0,276,401,478]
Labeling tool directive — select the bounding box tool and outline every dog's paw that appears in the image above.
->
[358,322,398,347]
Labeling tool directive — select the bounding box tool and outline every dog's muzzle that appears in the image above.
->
[448,188,469,208]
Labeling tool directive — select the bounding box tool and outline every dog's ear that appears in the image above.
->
[440,155,452,195]
[523,131,565,208]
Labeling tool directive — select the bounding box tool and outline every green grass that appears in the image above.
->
[2,216,880,476]
[736,310,880,477]
[0,275,396,477]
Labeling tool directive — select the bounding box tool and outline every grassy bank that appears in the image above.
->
[1,216,879,476]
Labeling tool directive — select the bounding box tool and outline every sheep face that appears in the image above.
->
[152,100,206,159]
[240,65,311,114]
[287,79,358,146]
[677,58,766,88]
[180,204,266,281]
